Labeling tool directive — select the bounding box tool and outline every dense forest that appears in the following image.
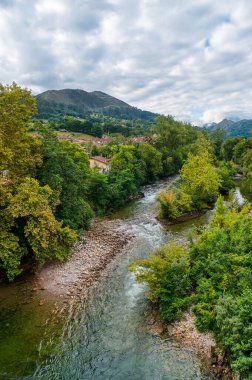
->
[37,114,152,138]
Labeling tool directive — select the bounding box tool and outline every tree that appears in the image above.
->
[233,138,252,165]
[137,142,163,182]
[220,136,245,162]
[0,84,79,280]
[217,162,234,194]
[110,145,137,174]
[208,128,226,159]
[216,293,252,376]
[0,82,41,179]
[130,242,192,321]
[153,115,197,175]
[190,203,252,375]
[109,144,146,186]
[38,128,93,231]
[180,149,221,206]
[0,178,76,280]
[158,189,193,219]
[87,171,111,215]
[109,169,137,209]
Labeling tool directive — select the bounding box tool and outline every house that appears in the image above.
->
[129,136,146,143]
[93,137,111,145]
[1,169,9,185]
[89,156,111,173]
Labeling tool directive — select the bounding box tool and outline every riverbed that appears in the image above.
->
[0,178,250,380]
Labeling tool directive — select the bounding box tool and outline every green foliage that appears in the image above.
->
[217,162,235,194]
[87,171,111,215]
[158,146,223,220]
[0,82,41,179]
[0,178,76,280]
[130,242,192,322]
[132,196,252,377]
[190,200,252,375]
[189,132,215,157]
[221,137,252,186]
[0,229,24,280]
[180,149,221,205]
[233,138,252,166]
[153,115,198,175]
[109,169,137,209]
[221,136,245,162]
[38,128,93,231]
[208,128,226,159]
[36,88,157,124]
[106,142,164,210]
[215,293,252,377]
[158,189,193,219]
[136,143,163,182]
[110,145,138,175]
[0,84,78,280]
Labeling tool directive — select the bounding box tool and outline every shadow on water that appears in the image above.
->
[1,178,215,380]
[0,276,65,379]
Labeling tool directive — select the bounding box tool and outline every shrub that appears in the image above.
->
[158,189,193,219]
[129,242,192,322]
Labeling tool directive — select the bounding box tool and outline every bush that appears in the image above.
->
[158,189,193,219]
[180,149,221,205]
[129,242,192,322]
[217,162,235,194]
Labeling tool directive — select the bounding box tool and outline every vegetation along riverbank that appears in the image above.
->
[131,194,252,379]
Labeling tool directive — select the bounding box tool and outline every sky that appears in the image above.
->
[1,0,252,125]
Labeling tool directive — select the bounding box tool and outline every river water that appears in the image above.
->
[1,177,249,380]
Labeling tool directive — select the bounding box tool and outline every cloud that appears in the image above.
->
[0,0,252,124]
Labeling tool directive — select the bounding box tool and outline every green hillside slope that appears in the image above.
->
[36,89,157,122]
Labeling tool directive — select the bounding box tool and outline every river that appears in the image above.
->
[0,177,250,380]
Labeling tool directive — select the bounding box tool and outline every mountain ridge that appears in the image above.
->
[205,118,252,138]
[36,88,158,122]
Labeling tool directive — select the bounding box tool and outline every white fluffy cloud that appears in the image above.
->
[0,0,252,124]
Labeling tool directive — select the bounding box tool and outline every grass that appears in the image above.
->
[55,131,94,140]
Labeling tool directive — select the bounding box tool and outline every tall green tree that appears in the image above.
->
[180,149,221,205]
[38,128,93,231]
[0,82,41,179]
[87,171,111,215]
[153,115,197,175]
[136,142,163,182]
[0,178,76,280]
[130,242,192,321]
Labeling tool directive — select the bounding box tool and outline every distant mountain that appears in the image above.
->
[36,89,158,122]
[205,118,252,138]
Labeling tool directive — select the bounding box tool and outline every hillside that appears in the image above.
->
[36,89,158,122]
[205,118,252,138]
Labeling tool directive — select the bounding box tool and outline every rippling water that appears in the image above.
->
[1,178,214,380]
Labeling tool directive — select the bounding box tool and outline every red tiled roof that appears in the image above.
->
[129,136,145,142]
[90,156,110,164]
[93,137,111,145]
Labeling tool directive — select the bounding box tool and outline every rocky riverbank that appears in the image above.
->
[157,207,211,225]
[145,306,239,380]
[37,218,134,300]
[167,311,238,380]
